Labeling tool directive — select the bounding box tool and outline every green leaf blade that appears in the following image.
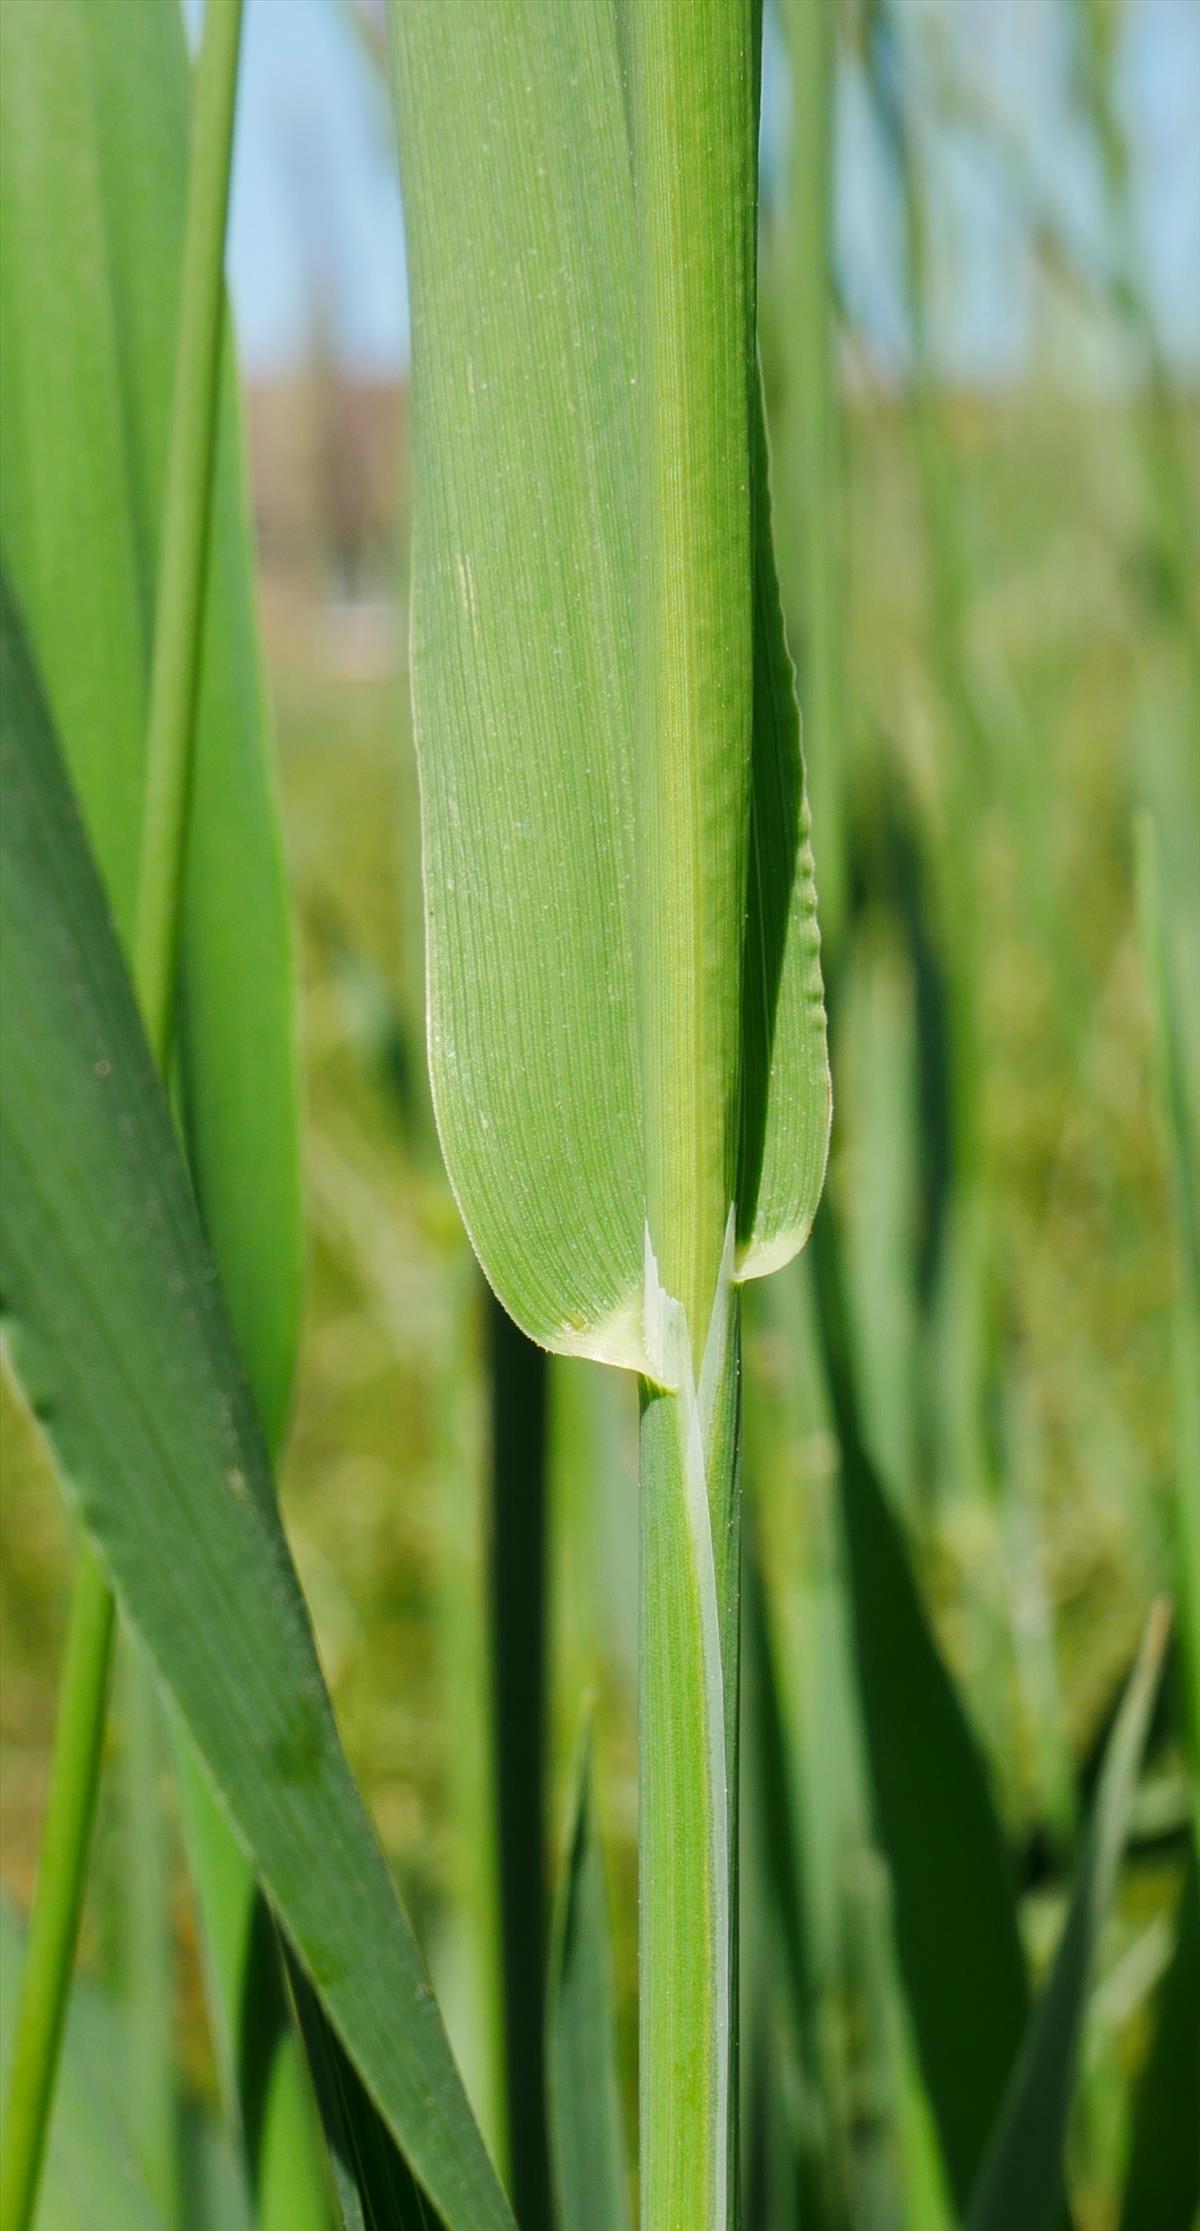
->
[389,0,643,1365]
[815,1232,1029,2214]
[0,579,512,2231]
[387,0,828,1366]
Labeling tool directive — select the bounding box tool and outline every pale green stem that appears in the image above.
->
[639,1298,741,2231]
[0,1558,115,2231]
[632,4,756,2222]
[0,9,246,2227]
[135,0,245,1062]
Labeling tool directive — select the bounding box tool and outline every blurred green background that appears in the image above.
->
[2,0,1197,2222]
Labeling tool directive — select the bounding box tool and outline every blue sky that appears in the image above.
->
[220,0,1200,382]
[225,0,407,374]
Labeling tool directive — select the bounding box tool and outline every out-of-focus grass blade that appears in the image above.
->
[1,1908,164,2231]
[178,1789,330,2231]
[0,1905,250,2231]
[0,0,300,1438]
[545,1741,632,2231]
[813,1221,1029,2214]
[0,581,513,2231]
[386,0,828,1365]
[317,911,556,2213]
[838,924,921,1514]
[1,4,318,2217]
[741,1533,843,2231]
[1067,0,1199,664]
[966,1604,1170,2231]
[1135,815,1200,1823]
[742,1266,861,2224]
[1117,1853,1200,2231]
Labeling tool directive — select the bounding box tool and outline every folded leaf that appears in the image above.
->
[387,0,828,1368]
[0,576,512,2231]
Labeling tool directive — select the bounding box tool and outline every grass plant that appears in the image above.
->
[0,1,1195,2226]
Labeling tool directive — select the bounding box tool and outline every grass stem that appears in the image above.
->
[0,1554,115,2231]
[639,1285,742,2231]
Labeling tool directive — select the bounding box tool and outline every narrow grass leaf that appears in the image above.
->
[546,1742,632,2231]
[0,580,513,2231]
[813,1221,1029,2214]
[966,1604,1171,2231]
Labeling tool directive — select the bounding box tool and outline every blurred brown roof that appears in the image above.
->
[244,375,410,573]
